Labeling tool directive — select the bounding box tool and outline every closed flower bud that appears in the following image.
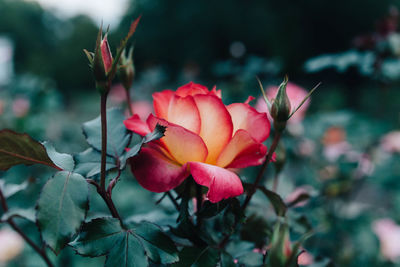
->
[117,47,135,91]
[271,78,291,132]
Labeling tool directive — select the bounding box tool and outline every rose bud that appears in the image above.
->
[83,25,112,94]
[270,77,291,132]
[117,46,135,91]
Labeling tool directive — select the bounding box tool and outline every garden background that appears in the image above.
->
[1,0,400,266]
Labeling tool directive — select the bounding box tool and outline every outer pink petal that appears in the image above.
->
[100,35,113,73]
[227,103,270,143]
[167,95,201,134]
[153,90,174,119]
[124,114,151,136]
[193,94,233,164]
[129,147,189,192]
[176,82,209,97]
[189,162,243,203]
[217,129,267,168]
[210,85,222,98]
[147,114,208,165]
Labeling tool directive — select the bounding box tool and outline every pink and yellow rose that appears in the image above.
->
[124,82,271,202]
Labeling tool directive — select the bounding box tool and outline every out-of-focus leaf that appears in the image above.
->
[172,247,220,267]
[1,208,35,223]
[236,251,264,266]
[43,142,75,172]
[220,251,236,267]
[0,180,28,198]
[0,129,59,171]
[244,183,287,216]
[74,148,117,177]
[82,108,131,157]
[267,220,289,267]
[71,217,178,266]
[197,200,229,219]
[37,171,89,254]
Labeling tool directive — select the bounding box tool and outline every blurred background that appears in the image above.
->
[1,0,400,266]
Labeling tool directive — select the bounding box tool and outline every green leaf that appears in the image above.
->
[1,208,35,223]
[43,142,75,172]
[0,129,60,171]
[82,108,131,157]
[119,124,166,169]
[71,217,125,257]
[37,171,89,254]
[105,231,147,267]
[286,193,311,208]
[74,148,117,177]
[220,251,236,267]
[197,200,229,219]
[72,218,178,266]
[0,180,28,198]
[172,247,220,267]
[133,221,179,264]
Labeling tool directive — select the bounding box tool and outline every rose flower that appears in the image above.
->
[124,82,271,202]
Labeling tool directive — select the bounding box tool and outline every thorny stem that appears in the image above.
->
[0,188,54,267]
[97,91,124,227]
[125,88,134,116]
[241,132,282,211]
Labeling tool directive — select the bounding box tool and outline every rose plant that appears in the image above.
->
[0,18,318,267]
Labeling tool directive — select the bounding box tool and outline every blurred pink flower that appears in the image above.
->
[255,82,310,124]
[298,251,314,266]
[321,126,355,161]
[381,131,400,153]
[12,97,30,118]
[0,228,24,263]
[109,84,127,105]
[129,101,153,121]
[373,218,400,262]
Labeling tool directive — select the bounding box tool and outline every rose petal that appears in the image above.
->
[129,147,188,192]
[210,85,222,98]
[189,162,243,203]
[124,114,151,136]
[217,129,267,168]
[147,114,208,164]
[100,35,113,73]
[193,94,233,164]
[153,90,174,119]
[175,82,209,97]
[228,103,270,143]
[167,95,201,134]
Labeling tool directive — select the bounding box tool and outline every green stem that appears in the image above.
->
[100,93,108,191]
[98,91,124,227]
[125,88,134,116]
[195,184,203,227]
[0,188,54,267]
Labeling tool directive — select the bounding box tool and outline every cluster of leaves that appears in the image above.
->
[0,108,180,266]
